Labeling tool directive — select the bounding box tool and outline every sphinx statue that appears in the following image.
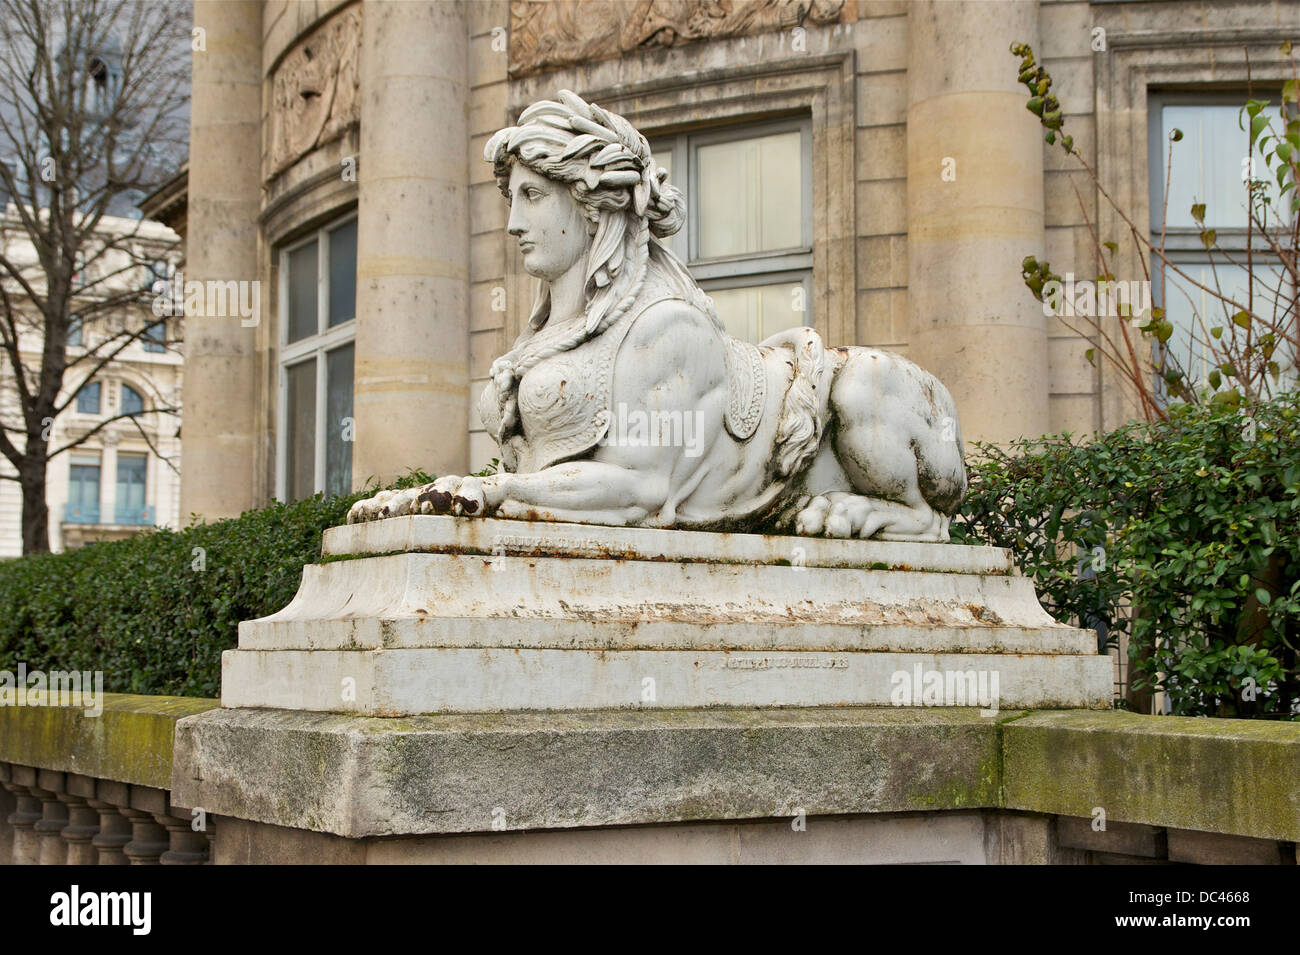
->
[349,90,967,542]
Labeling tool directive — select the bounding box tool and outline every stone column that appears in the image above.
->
[351,0,471,488]
[905,0,1050,444]
[181,0,262,519]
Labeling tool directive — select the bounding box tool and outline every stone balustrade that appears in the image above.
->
[1,694,1298,864]
[0,694,219,865]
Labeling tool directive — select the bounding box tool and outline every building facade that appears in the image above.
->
[178,0,1298,519]
[0,209,183,555]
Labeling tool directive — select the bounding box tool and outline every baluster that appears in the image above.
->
[33,772,69,865]
[3,780,42,865]
[61,794,101,865]
[158,806,210,865]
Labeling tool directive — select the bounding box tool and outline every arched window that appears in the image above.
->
[122,384,145,415]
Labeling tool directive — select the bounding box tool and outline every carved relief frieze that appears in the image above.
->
[266,4,362,180]
[509,0,850,77]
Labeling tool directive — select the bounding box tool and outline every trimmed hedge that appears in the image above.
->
[953,393,1300,719]
[0,472,430,698]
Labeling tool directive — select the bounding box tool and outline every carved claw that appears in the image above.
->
[349,476,497,523]
[452,476,487,516]
[348,489,398,524]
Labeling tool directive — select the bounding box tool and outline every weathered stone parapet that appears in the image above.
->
[0,694,220,865]
[171,706,1007,839]
[3,694,1298,863]
[1003,710,1300,843]
[0,693,218,790]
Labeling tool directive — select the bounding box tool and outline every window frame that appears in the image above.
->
[1147,91,1298,395]
[121,382,145,416]
[1146,91,1295,253]
[142,317,166,353]
[75,381,101,415]
[275,210,358,502]
[114,451,149,525]
[67,453,102,524]
[650,117,815,334]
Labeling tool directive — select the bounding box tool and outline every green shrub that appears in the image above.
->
[0,471,432,698]
[953,393,1300,719]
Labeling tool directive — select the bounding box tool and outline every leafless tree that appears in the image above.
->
[0,0,189,553]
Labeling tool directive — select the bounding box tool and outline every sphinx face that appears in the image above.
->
[506,163,591,282]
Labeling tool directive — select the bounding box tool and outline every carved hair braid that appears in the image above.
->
[483,90,688,450]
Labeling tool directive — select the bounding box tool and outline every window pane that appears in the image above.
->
[76,382,100,414]
[68,315,82,347]
[115,453,147,523]
[68,461,100,523]
[656,148,672,184]
[328,219,357,327]
[708,280,807,343]
[1160,104,1292,230]
[286,358,316,501]
[122,384,144,415]
[697,131,802,258]
[325,344,354,497]
[1158,261,1293,389]
[287,240,319,343]
[144,318,165,353]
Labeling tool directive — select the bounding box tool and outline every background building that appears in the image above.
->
[176,0,1298,519]
[0,206,183,555]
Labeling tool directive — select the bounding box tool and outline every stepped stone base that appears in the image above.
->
[221,515,1111,715]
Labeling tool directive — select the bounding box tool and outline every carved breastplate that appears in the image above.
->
[478,288,677,473]
[512,313,639,472]
[478,284,768,472]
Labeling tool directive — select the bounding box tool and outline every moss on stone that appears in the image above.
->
[0,693,219,789]
[1004,710,1300,841]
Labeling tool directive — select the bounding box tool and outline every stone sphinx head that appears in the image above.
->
[482,90,708,447]
[483,90,686,333]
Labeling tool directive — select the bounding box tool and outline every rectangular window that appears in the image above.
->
[143,318,165,353]
[1149,94,1298,395]
[327,219,358,327]
[76,382,100,414]
[115,453,148,524]
[651,119,813,343]
[68,314,82,347]
[325,344,355,497]
[67,456,100,524]
[277,211,358,502]
[287,240,319,344]
[285,358,317,503]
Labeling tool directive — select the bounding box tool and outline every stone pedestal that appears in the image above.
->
[220,515,1109,715]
